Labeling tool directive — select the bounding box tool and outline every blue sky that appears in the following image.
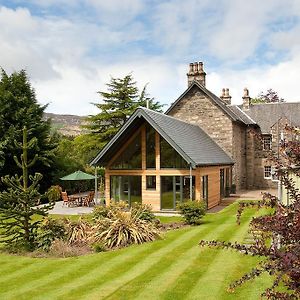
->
[0,0,300,115]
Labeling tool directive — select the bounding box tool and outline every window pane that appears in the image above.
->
[130,176,142,205]
[110,175,141,205]
[111,134,142,169]
[263,135,272,150]
[146,124,156,169]
[264,166,271,178]
[146,175,156,189]
[161,176,174,209]
[160,136,189,169]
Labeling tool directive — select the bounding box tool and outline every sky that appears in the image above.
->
[0,0,300,115]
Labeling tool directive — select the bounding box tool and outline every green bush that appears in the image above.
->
[37,218,67,251]
[131,202,156,223]
[92,242,107,253]
[177,201,206,225]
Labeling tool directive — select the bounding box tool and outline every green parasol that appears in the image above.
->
[60,170,96,181]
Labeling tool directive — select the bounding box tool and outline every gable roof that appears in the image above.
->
[165,81,251,124]
[91,107,233,168]
[240,102,300,133]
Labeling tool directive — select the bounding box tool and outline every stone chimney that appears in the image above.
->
[187,62,206,87]
[242,88,251,110]
[220,88,231,105]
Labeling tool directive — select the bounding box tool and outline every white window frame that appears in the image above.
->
[264,166,272,179]
[263,135,272,151]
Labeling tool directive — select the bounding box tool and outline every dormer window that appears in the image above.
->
[263,135,272,151]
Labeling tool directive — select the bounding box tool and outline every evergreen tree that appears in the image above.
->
[84,74,163,151]
[0,127,54,251]
[0,69,56,190]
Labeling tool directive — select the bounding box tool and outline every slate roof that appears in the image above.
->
[165,81,249,124]
[227,105,256,125]
[241,102,300,133]
[91,107,233,168]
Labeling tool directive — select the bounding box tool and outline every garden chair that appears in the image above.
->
[61,191,78,207]
[82,191,95,207]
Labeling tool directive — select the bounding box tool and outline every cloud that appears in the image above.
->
[0,1,300,115]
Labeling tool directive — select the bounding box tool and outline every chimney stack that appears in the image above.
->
[220,88,231,105]
[187,61,206,87]
[242,88,251,110]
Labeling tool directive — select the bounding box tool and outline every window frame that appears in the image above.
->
[264,166,272,179]
[262,134,272,151]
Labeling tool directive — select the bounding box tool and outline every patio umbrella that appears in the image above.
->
[60,170,96,181]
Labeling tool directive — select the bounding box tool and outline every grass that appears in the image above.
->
[0,203,272,300]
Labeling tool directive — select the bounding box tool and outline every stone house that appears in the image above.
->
[91,62,300,210]
[166,62,300,190]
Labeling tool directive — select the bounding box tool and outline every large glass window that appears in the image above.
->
[160,137,189,169]
[110,134,142,169]
[110,175,142,205]
[146,124,156,169]
[161,176,195,210]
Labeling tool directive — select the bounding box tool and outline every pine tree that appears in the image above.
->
[84,74,163,150]
[0,127,54,251]
[0,69,56,191]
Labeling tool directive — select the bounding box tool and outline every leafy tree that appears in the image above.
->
[0,127,55,251]
[0,69,56,191]
[84,74,163,151]
[199,126,300,299]
[252,88,285,104]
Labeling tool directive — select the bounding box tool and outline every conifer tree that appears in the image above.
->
[0,127,54,251]
[84,74,163,150]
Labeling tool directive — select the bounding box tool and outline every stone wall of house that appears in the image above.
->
[232,123,247,189]
[168,86,233,154]
[167,85,247,190]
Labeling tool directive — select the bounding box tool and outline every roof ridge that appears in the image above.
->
[139,107,201,129]
[233,105,257,124]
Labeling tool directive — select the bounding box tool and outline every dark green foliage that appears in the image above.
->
[0,127,54,251]
[131,202,156,223]
[177,201,206,225]
[83,74,163,153]
[46,185,62,203]
[92,242,107,253]
[37,217,67,251]
[0,69,56,191]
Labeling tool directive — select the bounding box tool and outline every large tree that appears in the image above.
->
[0,127,55,251]
[84,74,163,153]
[0,69,56,190]
[252,88,285,104]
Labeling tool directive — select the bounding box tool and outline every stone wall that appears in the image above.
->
[168,86,233,155]
[167,85,248,190]
[232,123,247,189]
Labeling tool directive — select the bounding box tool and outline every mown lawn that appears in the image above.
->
[0,203,272,300]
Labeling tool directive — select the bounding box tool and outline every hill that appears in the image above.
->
[44,113,86,136]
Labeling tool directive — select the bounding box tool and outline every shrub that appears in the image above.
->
[93,210,161,249]
[64,218,94,246]
[131,202,156,223]
[37,217,67,251]
[92,201,129,221]
[178,201,206,225]
[46,185,62,202]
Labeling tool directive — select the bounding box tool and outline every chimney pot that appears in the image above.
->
[220,88,231,105]
[187,61,206,87]
[242,87,251,110]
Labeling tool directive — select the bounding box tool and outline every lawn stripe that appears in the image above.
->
[35,225,198,300]
[105,216,239,299]
[159,209,256,300]
[58,227,203,300]
[87,211,244,299]
[184,211,260,300]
